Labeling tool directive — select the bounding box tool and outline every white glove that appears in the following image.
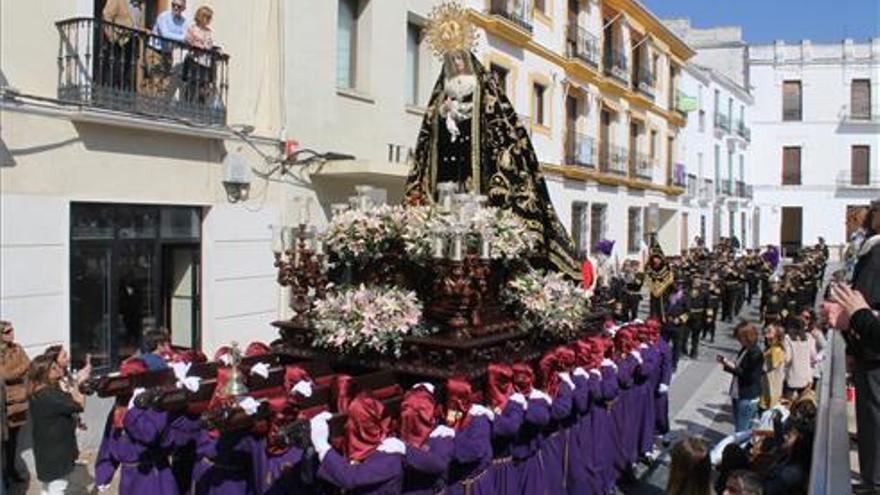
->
[468,404,495,421]
[589,368,602,378]
[128,387,146,409]
[630,350,643,364]
[639,343,649,349]
[238,397,261,416]
[601,358,618,371]
[508,392,527,408]
[430,425,456,439]
[310,411,333,461]
[412,382,435,394]
[658,384,669,394]
[529,389,552,405]
[291,380,313,398]
[97,485,111,493]
[377,437,406,455]
[573,367,589,379]
[558,372,575,390]
[250,362,270,379]
[170,361,191,381]
[218,353,232,366]
[177,376,201,393]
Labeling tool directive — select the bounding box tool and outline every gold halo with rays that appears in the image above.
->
[424,2,478,59]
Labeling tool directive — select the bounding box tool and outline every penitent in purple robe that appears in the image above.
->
[569,372,599,495]
[654,338,672,435]
[402,435,454,495]
[489,401,524,495]
[250,438,309,495]
[636,345,660,456]
[190,429,257,495]
[95,407,180,495]
[167,413,203,495]
[512,398,550,495]
[592,365,620,494]
[612,355,639,476]
[317,449,403,495]
[446,415,494,495]
[541,382,575,495]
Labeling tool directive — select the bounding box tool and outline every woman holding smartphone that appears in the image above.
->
[718,321,764,433]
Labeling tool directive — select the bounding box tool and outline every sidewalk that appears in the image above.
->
[624,299,760,493]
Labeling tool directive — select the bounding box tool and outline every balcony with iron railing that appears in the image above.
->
[841,104,880,122]
[736,120,751,141]
[635,70,655,100]
[489,0,534,33]
[719,178,733,196]
[714,112,730,132]
[56,17,229,126]
[699,178,714,203]
[685,174,698,198]
[565,130,597,168]
[566,25,599,68]
[629,152,654,180]
[783,106,802,122]
[599,143,628,176]
[603,51,629,86]
[835,169,880,188]
[673,89,692,116]
[669,163,686,188]
[735,180,748,198]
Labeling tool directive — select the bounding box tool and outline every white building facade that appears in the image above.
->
[749,39,880,255]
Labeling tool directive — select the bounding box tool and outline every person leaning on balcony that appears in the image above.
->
[154,0,189,44]
[1,320,30,487]
[101,0,146,91]
[183,6,219,104]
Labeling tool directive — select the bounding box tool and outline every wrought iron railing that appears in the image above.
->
[56,17,229,126]
[700,179,714,202]
[841,104,880,122]
[720,178,733,195]
[714,112,730,132]
[673,89,690,115]
[685,174,698,197]
[600,143,628,175]
[808,331,850,495]
[635,71,655,99]
[735,180,746,198]
[489,0,533,33]
[629,152,653,180]
[603,51,629,85]
[565,130,596,168]
[670,163,686,187]
[736,120,751,140]
[835,170,879,188]
[566,25,599,67]
[783,106,802,121]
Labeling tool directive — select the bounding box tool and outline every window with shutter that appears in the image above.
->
[851,80,871,120]
[851,146,870,185]
[782,146,802,185]
[782,81,802,121]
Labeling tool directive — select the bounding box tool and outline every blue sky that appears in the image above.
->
[641,0,879,44]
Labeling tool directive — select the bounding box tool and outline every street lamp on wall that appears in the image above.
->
[223,152,252,203]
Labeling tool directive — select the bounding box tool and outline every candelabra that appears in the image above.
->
[273,223,329,329]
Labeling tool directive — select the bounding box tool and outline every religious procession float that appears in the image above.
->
[81,5,677,494]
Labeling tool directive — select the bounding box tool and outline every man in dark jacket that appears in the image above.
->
[839,200,880,493]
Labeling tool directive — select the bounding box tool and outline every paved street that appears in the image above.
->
[621,300,760,494]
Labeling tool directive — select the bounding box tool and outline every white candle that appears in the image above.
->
[480,236,491,260]
[432,236,445,259]
[304,197,313,225]
[452,234,463,261]
[271,225,283,254]
[293,197,305,226]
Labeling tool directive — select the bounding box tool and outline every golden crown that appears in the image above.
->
[425,2,478,58]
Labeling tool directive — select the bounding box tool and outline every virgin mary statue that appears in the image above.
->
[405,3,580,278]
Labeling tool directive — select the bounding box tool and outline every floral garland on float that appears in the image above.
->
[505,269,591,342]
[311,284,428,357]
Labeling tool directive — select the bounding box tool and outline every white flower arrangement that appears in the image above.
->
[505,269,590,341]
[311,284,428,356]
[321,205,409,262]
[402,205,538,261]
